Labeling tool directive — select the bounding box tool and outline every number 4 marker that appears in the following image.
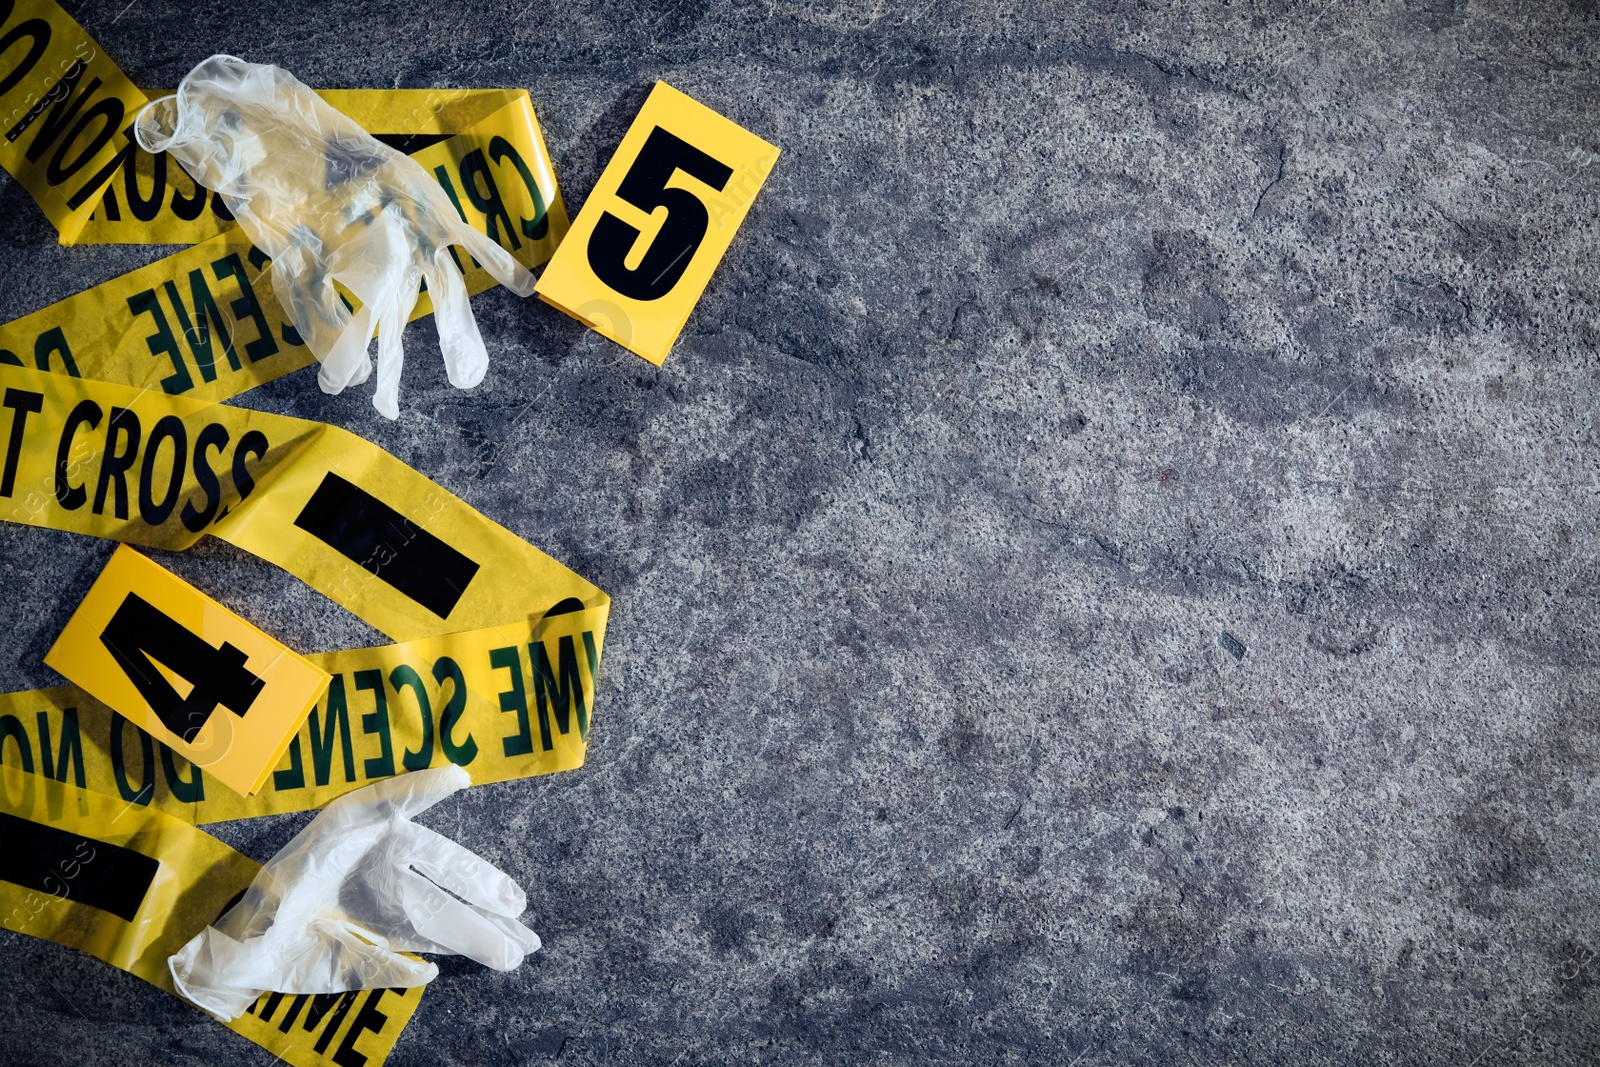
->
[535,82,780,365]
[45,546,330,797]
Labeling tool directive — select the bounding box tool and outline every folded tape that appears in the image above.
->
[0,763,427,1065]
[82,87,555,247]
[0,362,609,819]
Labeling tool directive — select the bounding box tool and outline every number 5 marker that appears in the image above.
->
[535,82,779,365]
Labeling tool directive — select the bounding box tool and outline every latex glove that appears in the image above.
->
[134,55,535,419]
[169,765,540,1022]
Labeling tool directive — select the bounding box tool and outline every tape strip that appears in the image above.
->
[0,807,157,920]
[0,5,583,1059]
[0,364,604,639]
[0,91,570,405]
[1,598,600,822]
[0,765,425,1065]
[76,88,545,245]
[0,0,148,245]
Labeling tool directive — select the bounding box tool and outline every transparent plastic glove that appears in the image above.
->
[133,55,535,419]
[169,765,540,1022]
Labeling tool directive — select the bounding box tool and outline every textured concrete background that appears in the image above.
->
[1,0,1598,1063]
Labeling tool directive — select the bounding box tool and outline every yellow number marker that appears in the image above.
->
[44,545,330,797]
[535,81,779,365]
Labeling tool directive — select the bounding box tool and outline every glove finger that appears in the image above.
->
[317,301,377,396]
[399,821,526,917]
[396,869,536,971]
[446,217,536,297]
[371,270,421,421]
[421,253,489,390]
[321,921,440,990]
[371,900,539,961]
[475,907,542,957]
[354,764,471,819]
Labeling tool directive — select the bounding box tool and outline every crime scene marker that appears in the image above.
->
[45,545,330,796]
[534,81,779,365]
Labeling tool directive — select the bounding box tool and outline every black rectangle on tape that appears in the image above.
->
[292,472,480,619]
[0,812,158,922]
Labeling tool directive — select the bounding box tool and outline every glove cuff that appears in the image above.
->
[170,927,262,1023]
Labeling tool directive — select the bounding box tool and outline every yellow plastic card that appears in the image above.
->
[535,81,779,365]
[44,545,330,797]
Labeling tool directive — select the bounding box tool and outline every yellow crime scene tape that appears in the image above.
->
[1,2,605,1063]
[0,763,426,1065]
[75,87,553,246]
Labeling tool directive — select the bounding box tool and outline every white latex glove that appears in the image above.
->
[134,55,536,419]
[170,765,540,1022]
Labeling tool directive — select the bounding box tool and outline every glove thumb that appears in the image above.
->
[319,920,441,990]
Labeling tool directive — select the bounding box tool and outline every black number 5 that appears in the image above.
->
[99,593,265,743]
[587,127,734,302]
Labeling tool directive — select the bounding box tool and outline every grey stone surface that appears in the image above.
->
[1,0,1598,1063]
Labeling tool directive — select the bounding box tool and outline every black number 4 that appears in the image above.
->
[587,127,734,302]
[99,593,264,743]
